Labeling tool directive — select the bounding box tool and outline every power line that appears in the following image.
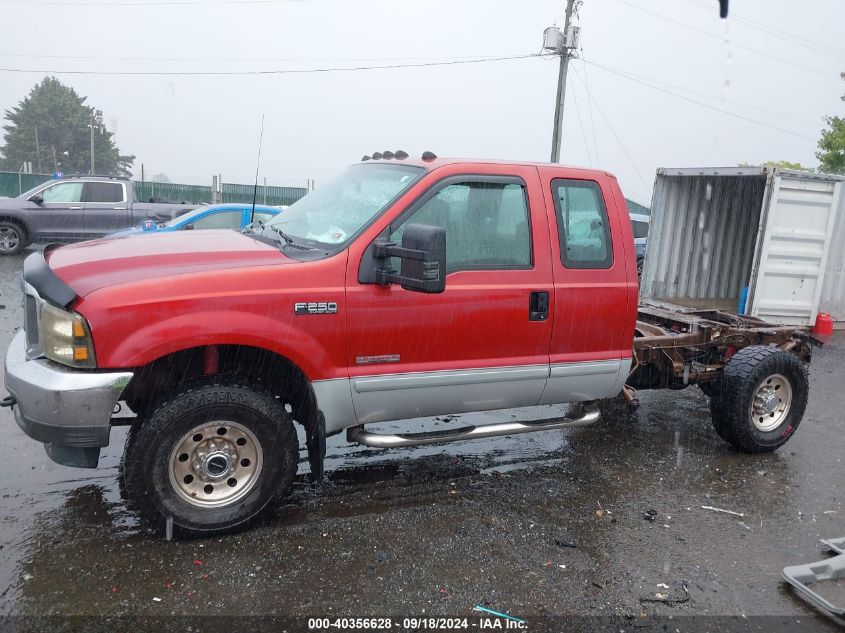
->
[570,66,651,199]
[579,53,601,165]
[580,59,820,127]
[683,0,845,59]
[582,58,818,142]
[0,50,518,64]
[0,53,546,76]
[609,0,840,82]
[568,72,593,167]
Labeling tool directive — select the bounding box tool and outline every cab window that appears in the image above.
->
[40,182,83,204]
[185,211,243,230]
[391,179,532,272]
[253,211,276,224]
[85,182,125,203]
[552,179,613,269]
[632,220,649,239]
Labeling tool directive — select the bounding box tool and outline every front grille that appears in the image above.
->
[24,293,39,349]
[22,284,44,359]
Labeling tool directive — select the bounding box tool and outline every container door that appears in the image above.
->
[749,173,842,325]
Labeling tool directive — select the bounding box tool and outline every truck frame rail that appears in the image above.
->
[629,303,815,391]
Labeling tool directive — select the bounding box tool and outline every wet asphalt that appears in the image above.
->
[0,249,843,632]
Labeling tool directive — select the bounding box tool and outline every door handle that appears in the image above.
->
[529,291,549,321]
[69,206,83,210]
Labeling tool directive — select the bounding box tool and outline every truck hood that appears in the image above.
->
[47,230,291,297]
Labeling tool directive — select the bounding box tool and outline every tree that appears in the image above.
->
[738,160,812,171]
[151,172,171,183]
[817,74,845,174]
[0,77,134,176]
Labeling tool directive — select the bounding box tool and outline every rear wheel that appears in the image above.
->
[709,346,808,453]
[0,221,28,256]
[121,379,298,534]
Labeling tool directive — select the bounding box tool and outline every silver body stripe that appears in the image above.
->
[314,358,633,436]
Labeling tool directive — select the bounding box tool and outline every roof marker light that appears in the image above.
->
[421,151,437,161]
[372,152,383,160]
[383,151,395,159]
[395,150,409,159]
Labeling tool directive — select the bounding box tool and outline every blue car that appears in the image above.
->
[106,203,283,238]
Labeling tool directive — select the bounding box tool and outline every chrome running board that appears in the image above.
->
[346,407,600,448]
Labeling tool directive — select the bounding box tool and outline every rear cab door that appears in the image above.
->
[538,167,637,403]
[345,162,555,424]
[83,180,130,237]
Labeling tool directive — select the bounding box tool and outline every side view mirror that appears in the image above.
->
[373,223,446,293]
[29,194,43,205]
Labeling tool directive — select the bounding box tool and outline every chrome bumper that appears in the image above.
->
[3,331,133,468]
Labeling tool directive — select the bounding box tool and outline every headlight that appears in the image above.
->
[41,303,97,368]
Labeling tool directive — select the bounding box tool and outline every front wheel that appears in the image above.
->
[0,221,28,256]
[709,346,808,453]
[121,380,298,534]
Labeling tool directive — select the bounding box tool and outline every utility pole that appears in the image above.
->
[88,109,102,175]
[548,0,581,163]
[89,116,96,175]
[34,125,43,174]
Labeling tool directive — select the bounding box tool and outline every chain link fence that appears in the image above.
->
[0,171,308,206]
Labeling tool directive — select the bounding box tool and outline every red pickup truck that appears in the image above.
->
[3,155,813,534]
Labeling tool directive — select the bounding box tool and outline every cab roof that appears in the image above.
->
[354,155,616,179]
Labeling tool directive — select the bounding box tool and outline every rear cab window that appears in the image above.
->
[551,179,613,269]
[85,181,125,203]
[632,220,649,239]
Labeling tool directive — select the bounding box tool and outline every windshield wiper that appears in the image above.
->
[263,224,312,250]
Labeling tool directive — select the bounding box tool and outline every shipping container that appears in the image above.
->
[640,167,844,327]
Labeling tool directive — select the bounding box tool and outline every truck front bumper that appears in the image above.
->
[3,331,133,468]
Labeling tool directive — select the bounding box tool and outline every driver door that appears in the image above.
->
[345,165,554,424]
[29,181,86,241]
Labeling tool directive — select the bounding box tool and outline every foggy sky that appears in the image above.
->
[1,0,842,204]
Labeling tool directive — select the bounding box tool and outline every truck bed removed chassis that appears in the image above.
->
[630,302,814,391]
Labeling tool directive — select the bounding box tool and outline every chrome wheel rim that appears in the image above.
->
[0,227,20,253]
[168,421,263,508]
[749,373,792,432]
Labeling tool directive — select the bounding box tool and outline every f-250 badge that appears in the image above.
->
[294,301,338,315]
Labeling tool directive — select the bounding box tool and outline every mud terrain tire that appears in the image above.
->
[121,379,298,535]
[709,346,808,453]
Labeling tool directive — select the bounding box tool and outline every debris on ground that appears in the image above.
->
[640,582,690,604]
[701,505,744,517]
[642,509,657,522]
[472,605,525,624]
[821,536,845,554]
[782,551,845,623]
